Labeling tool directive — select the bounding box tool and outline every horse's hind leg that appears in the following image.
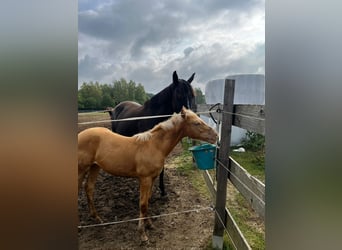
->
[78,165,89,193]
[84,165,103,223]
[149,175,158,201]
[159,167,166,196]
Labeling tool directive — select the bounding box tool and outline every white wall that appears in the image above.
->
[204,74,265,145]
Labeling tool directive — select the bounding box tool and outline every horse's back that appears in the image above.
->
[113,101,142,119]
[110,101,145,136]
[78,127,127,149]
[78,127,135,154]
[78,127,111,144]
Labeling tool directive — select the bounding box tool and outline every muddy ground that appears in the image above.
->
[78,144,214,250]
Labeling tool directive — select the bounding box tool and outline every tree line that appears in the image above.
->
[78,78,206,110]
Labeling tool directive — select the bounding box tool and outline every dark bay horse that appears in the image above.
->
[106,71,195,196]
[78,107,218,242]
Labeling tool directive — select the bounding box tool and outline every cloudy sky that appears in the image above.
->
[78,0,264,93]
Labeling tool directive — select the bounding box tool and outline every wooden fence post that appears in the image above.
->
[212,79,235,249]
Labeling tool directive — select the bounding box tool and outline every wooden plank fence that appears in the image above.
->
[195,79,265,249]
[197,104,265,136]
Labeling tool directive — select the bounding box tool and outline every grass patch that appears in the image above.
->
[230,150,265,183]
[227,193,265,249]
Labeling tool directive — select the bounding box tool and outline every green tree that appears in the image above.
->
[78,92,85,109]
[101,93,114,108]
[127,80,136,101]
[135,83,148,104]
[112,78,129,103]
[194,88,206,104]
[78,81,102,110]
[146,92,154,99]
[78,78,149,110]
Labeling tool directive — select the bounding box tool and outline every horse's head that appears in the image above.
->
[171,71,195,112]
[180,107,218,144]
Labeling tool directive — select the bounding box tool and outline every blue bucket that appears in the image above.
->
[189,143,216,170]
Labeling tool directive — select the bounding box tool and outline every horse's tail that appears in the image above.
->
[104,103,126,132]
[112,103,127,120]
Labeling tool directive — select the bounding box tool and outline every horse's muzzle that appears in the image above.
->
[207,130,218,144]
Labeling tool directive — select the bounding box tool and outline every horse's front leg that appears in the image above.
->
[138,177,153,242]
[159,167,167,196]
[85,165,103,223]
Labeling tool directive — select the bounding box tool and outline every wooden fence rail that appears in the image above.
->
[229,157,265,219]
[196,104,265,135]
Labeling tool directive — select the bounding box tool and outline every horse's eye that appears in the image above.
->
[193,122,201,126]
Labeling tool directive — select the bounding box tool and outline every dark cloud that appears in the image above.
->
[162,42,265,86]
[78,0,265,92]
[78,55,98,79]
[78,55,114,84]
[79,0,261,56]
[184,47,194,57]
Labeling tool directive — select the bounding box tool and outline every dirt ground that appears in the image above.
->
[78,144,214,250]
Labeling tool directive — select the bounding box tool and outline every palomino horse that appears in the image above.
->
[106,71,195,196]
[78,107,217,242]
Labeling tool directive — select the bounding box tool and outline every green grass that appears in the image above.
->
[227,193,265,249]
[230,150,265,183]
[173,140,265,249]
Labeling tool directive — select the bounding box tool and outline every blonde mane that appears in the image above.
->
[134,131,153,142]
[134,113,183,142]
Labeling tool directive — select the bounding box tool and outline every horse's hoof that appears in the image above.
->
[146,223,156,230]
[96,216,104,224]
[160,194,169,201]
[140,234,149,243]
[160,190,167,196]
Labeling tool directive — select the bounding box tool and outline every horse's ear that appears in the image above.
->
[187,73,195,84]
[181,106,186,118]
[173,71,179,85]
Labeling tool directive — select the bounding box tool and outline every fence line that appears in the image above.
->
[216,159,265,205]
[78,111,217,125]
[78,110,108,115]
[221,110,265,121]
[213,209,238,250]
[78,114,173,125]
[197,103,265,135]
[78,206,213,229]
[78,109,264,126]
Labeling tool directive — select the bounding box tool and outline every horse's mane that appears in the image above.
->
[147,81,194,108]
[147,84,173,107]
[134,113,183,142]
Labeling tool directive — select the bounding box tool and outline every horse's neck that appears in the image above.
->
[147,86,173,114]
[151,123,184,156]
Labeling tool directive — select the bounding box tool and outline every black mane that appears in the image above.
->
[147,84,174,114]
